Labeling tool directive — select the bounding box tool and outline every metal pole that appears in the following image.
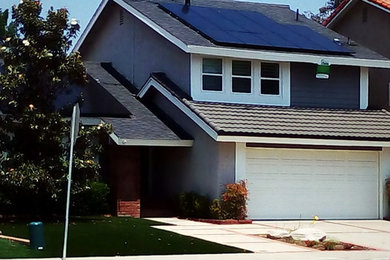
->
[62,105,77,260]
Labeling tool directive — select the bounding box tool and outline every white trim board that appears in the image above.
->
[217,135,390,147]
[109,132,193,147]
[138,78,219,140]
[360,67,369,109]
[73,0,390,69]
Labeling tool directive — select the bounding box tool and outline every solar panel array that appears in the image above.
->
[159,3,353,55]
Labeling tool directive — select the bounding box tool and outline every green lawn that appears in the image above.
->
[0,217,246,258]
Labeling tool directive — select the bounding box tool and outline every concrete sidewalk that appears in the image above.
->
[146,217,390,260]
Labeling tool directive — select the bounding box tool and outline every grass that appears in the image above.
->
[0,216,246,258]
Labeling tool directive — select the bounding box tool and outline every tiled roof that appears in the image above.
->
[85,62,183,141]
[121,0,387,61]
[184,101,390,140]
[324,0,390,26]
[149,73,390,141]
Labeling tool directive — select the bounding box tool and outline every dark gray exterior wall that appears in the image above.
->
[331,1,390,109]
[291,63,360,109]
[80,2,191,93]
[145,90,235,200]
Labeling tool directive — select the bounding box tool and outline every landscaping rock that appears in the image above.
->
[290,228,326,242]
[268,230,291,239]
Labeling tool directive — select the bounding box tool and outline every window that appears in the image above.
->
[202,58,222,91]
[192,55,290,106]
[260,63,280,95]
[232,60,252,93]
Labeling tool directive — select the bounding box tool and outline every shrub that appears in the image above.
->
[178,192,211,218]
[210,199,223,219]
[73,182,110,215]
[220,180,248,220]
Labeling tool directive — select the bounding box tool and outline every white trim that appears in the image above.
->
[380,148,390,219]
[109,132,193,147]
[187,45,390,69]
[235,143,246,182]
[191,55,291,106]
[138,78,219,140]
[73,0,109,52]
[217,135,390,147]
[360,67,369,109]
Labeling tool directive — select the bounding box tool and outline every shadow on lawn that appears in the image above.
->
[0,216,247,258]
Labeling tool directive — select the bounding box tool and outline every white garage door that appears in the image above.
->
[246,148,379,219]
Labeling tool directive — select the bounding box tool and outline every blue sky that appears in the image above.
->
[1,0,327,44]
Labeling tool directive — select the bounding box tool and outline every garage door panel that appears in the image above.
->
[246,148,379,220]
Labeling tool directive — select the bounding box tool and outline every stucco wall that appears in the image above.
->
[144,90,235,200]
[80,2,191,93]
[291,63,360,109]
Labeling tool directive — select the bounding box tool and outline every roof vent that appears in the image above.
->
[182,0,190,13]
[185,0,190,6]
[295,9,299,21]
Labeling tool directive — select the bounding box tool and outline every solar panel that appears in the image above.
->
[159,3,353,55]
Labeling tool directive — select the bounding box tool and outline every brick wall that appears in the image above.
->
[108,146,141,217]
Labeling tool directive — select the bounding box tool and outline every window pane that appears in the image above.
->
[203,58,222,74]
[232,60,251,76]
[261,80,279,95]
[261,63,279,78]
[233,78,251,93]
[203,75,222,91]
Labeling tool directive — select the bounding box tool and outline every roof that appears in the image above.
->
[146,73,390,142]
[85,62,192,146]
[324,0,390,27]
[120,0,387,61]
[75,0,390,68]
[185,101,390,141]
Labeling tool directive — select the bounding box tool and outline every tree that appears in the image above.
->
[305,0,343,24]
[0,0,110,215]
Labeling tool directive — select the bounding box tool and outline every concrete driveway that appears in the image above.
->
[147,218,390,260]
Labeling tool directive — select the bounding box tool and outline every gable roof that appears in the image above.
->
[75,0,390,68]
[140,73,390,147]
[85,62,192,147]
[324,0,390,27]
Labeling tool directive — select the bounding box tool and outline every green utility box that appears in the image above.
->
[28,222,44,250]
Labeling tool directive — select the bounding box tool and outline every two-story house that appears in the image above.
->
[324,0,390,110]
[75,0,390,220]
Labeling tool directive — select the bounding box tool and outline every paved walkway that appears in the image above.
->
[145,217,390,260]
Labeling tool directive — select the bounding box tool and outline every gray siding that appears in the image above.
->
[333,2,390,59]
[291,63,360,109]
[80,2,191,93]
[146,90,235,199]
[331,1,390,109]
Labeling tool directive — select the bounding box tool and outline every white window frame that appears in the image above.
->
[191,54,290,106]
[260,62,281,96]
[231,59,253,94]
[201,57,224,93]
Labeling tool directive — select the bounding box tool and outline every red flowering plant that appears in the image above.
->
[210,180,248,220]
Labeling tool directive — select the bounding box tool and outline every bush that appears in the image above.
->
[221,180,248,220]
[210,199,223,219]
[72,182,110,215]
[178,192,211,218]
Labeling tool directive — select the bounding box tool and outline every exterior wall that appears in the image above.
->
[108,145,141,217]
[331,1,390,109]
[381,148,390,219]
[145,91,235,199]
[291,63,360,109]
[333,2,390,58]
[80,2,191,93]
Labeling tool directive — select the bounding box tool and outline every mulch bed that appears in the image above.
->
[189,218,252,225]
[264,234,373,251]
